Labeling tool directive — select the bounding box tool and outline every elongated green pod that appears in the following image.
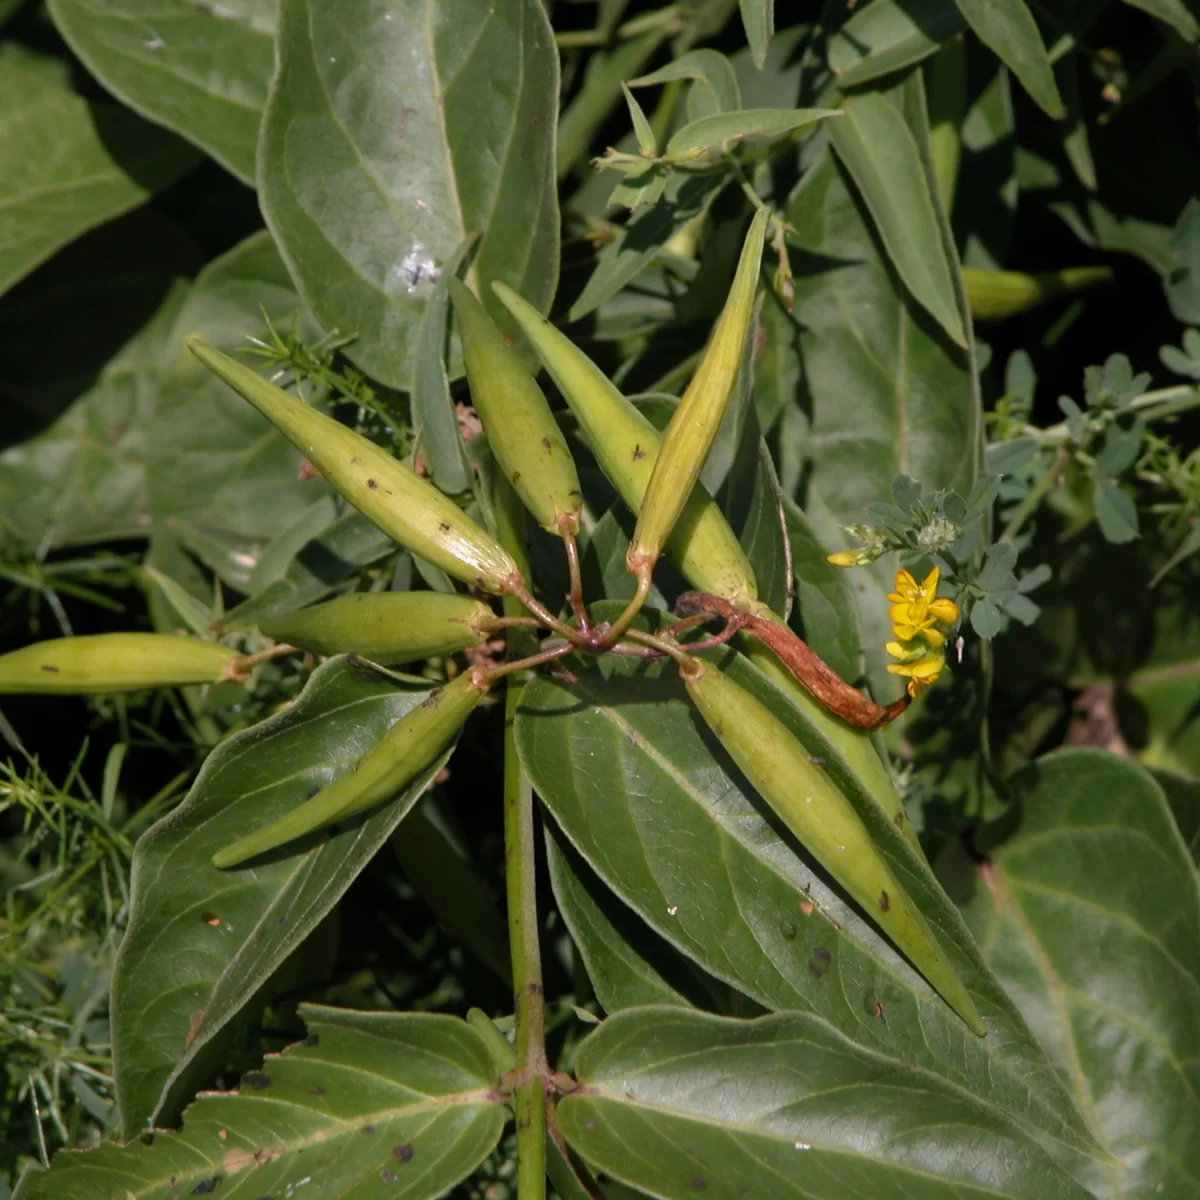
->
[629,208,768,575]
[963,266,1112,321]
[260,592,493,663]
[493,282,757,606]
[449,279,583,536]
[214,669,489,868]
[0,633,237,694]
[186,339,520,595]
[684,660,984,1035]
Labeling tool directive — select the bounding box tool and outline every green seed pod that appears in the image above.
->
[963,266,1112,321]
[449,279,583,536]
[260,592,493,663]
[493,282,758,607]
[0,633,237,694]
[186,338,520,595]
[629,208,768,575]
[684,659,984,1036]
[214,669,489,868]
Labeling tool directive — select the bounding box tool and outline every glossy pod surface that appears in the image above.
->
[213,670,488,868]
[0,633,237,694]
[260,592,492,663]
[685,660,985,1035]
[493,282,758,606]
[187,339,520,594]
[630,208,768,572]
[449,278,582,535]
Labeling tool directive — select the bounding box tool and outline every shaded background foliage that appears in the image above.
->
[1,0,1199,1197]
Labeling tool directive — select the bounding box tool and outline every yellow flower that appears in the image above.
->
[827,549,867,567]
[884,567,959,698]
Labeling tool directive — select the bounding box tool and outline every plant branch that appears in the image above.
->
[1000,445,1070,542]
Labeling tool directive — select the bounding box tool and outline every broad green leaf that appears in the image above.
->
[829,90,966,347]
[0,56,196,298]
[111,658,455,1132]
[665,106,839,162]
[829,0,966,89]
[516,645,1110,1161]
[47,0,276,184]
[259,0,559,391]
[17,1006,505,1199]
[739,0,775,69]
[1093,479,1139,544]
[785,139,978,693]
[568,172,725,321]
[630,49,742,120]
[1150,768,1200,864]
[784,496,864,682]
[1121,0,1199,41]
[148,231,333,588]
[560,1007,1095,1200]
[953,0,1064,118]
[962,750,1200,1199]
[0,280,188,553]
[547,822,718,1012]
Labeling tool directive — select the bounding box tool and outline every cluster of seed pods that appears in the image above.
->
[0,209,983,1037]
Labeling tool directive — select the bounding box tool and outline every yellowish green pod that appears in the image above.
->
[629,208,768,574]
[684,660,984,1036]
[214,669,489,868]
[448,279,583,536]
[0,633,237,694]
[186,339,520,595]
[964,266,1112,321]
[493,282,758,607]
[260,592,493,663]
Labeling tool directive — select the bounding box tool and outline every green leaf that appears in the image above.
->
[17,1007,505,1199]
[784,497,864,682]
[1166,198,1200,325]
[0,55,197,298]
[1150,768,1200,864]
[0,280,187,553]
[148,231,334,589]
[559,1007,1095,1200]
[631,49,742,120]
[962,750,1200,1199]
[621,84,658,157]
[111,658,454,1132]
[785,142,979,693]
[665,106,839,162]
[259,0,559,391]
[1093,480,1139,544]
[516,645,1111,1162]
[829,90,967,347]
[46,0,276,184]
[739,0,775,70]
[829,0,966,89]
[1120,0,1199,42]
[952,0,1064,119]
[568,172,724,322]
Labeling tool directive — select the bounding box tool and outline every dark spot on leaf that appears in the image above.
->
[241,1071,271,1090]
[512,470,522,482]
[380,1170,397,1182]
[422,691,440,708]
[40,664,60,673]
[692,1178,707,1191]
[894,810,906,826]
[140,1131,155,1145]
[542,436,553,449]
[632,444,645,460]
[814,947,831,963]
[306,786,320,799]
[879,890,890,912]
[439,521,451,531]
[304,1033,319,1046]
[363,1125,375,1134]
[807,962,823,980]
[585,1120,596,1132]
[393,1144,414,1162]
[367,478,378,489]
[193,1181,217,1195]
[169,1178,177,1187]
[309,1087,324,1095]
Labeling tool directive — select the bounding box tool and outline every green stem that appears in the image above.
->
[504,675,547,1200]
[1000,445,1070,542]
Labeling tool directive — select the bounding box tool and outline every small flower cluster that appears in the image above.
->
[883,568,959,698]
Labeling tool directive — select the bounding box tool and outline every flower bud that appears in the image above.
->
[0,633,238,694]
[187,339,521,595]
[260,592,493,663]
[449,279,583,536]
[684,659,984,1036]
[213,669,489,867]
